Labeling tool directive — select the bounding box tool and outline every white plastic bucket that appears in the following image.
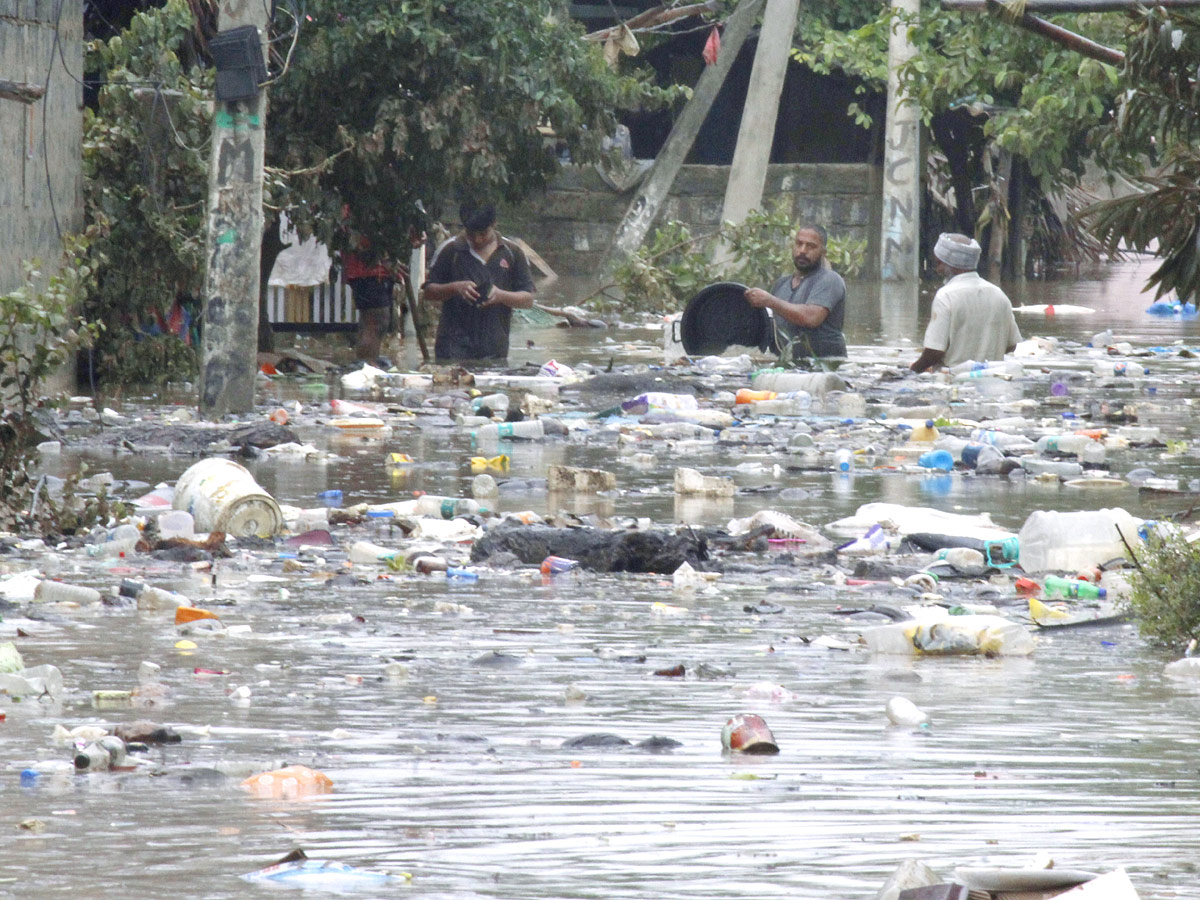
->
[173,459,283,537]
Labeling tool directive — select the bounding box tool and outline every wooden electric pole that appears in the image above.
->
[598,0,766,277]
[199,1,270,418]
[714,0,800,262]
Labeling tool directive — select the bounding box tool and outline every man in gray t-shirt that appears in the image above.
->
[744,223,846,358]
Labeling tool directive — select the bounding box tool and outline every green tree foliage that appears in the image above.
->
[1083,8,1200,302]
[79,0,677,379]
[266,0,679,260]
[82,0,208,385]
[791,3,1125,269]
[1127,529,1200,651]
[0,241,99,530]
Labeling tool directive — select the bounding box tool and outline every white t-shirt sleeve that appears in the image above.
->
[922,291,951,352]
[1008,311,1022,347]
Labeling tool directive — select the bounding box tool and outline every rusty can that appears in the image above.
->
[721,713,779,754]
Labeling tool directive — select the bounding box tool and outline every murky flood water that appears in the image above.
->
[7,258,1200,898]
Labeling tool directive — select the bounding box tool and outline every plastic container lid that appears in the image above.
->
[680,282,772,356]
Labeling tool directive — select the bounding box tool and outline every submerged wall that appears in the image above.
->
[507,162,882,279]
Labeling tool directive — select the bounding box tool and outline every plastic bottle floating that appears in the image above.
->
[540,556,580,575]
[1043,575,1107,600]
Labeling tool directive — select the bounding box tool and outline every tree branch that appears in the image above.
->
[583,1,721,42]
[946,0,1126,66]
[944,0,1200,10]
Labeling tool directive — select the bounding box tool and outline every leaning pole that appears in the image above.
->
[714,0,801,263]
[879,0,921,285]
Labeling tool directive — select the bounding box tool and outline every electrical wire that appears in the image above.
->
[260,0,303,87]
[43,0,67,242]
[150,85,213,156]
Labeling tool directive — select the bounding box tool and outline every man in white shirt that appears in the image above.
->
[909,233,1021,373]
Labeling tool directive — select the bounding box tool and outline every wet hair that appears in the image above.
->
[796,224,828,247]
[460,202,496,233]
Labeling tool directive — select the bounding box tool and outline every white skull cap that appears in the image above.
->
[934,232,982,269]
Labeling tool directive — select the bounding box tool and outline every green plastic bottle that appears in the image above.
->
[1043,575,1106,600]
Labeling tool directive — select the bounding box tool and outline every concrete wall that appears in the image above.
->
[0,0,84,295]
[507,162,882,278]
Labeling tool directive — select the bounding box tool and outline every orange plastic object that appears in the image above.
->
[268,408,289,426]
[260,363,278,376]
[1074,429,1107,440]
[240,765,333,800]
[175,606,220,625]
[735,389,776,405]
[1014,577,1040,596]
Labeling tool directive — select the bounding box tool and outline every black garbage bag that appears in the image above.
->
[471,524,707,573]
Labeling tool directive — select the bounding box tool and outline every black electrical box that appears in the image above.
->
[209,25,267,103]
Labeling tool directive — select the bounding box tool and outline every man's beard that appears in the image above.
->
[794,256,820,274]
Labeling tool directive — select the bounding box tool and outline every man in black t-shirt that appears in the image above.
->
[423,202,535,363]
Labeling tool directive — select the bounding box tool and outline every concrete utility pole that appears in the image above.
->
[879,0,921,284]
[714,0,800,263]
[599,0,767,277]
[199,1,270,418]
